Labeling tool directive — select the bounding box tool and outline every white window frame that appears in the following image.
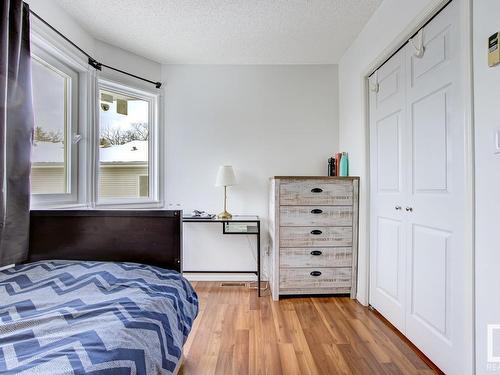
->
[31,52,77,202]
[94,79,161,208]
[30,21,91,209]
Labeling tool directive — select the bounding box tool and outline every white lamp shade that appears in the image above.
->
[215,165,237,186]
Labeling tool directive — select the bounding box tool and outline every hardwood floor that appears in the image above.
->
[179,282,440,375]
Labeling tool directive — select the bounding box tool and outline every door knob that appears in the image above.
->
[395,206,402,210]
[405,207,413,212]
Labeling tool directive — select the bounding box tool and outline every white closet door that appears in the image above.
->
[369,49,408,332]
[403,2,467,373]
[369,1,469,373]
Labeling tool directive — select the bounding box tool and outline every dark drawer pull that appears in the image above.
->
[311,209,323,214]
[310,229,322,235]
[311,188,323,193]
[310,271,322,277]
[310,250,322,256]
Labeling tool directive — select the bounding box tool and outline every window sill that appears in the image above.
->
[31,201,165,211]
[94,199,164,210]
[30,202,90,210]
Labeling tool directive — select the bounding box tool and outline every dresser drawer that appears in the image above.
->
[280,247,352,268]
[279,206,353,227]
[279,267,352,289]
[280,226,352,247]
[279,179,353,206]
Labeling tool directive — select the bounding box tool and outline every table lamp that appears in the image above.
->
[215,165,237,219]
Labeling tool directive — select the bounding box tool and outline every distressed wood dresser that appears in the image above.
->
[269,177,359,300]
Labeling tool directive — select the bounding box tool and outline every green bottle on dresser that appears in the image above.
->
[339,152,349,176]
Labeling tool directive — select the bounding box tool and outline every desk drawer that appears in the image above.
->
[279,267,351,289]
[280,226,352,247]
[280,247,352,268]
[279,180,353,206]
[280,206,353,227]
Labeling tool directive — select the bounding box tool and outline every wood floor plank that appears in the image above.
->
[233,329,249,375]
[336,343,377,374]
[263,342,284,375]
[278,343,302,375]
[311,299,351,345]
[179,282,439,375]
[321,343,353,375]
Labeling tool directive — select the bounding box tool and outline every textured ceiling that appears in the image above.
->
[54,0,383,64]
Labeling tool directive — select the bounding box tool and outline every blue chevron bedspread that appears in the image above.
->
[0,260,198,374]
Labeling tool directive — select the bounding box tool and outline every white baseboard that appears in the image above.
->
[183,273,258,282]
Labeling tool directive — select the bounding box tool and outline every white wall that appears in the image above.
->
[473,1,500,373]
[25,0,95,55]
[162,65,339,279]
[94,40,162,90]
[26,0,162,91]
[337,0,448,304]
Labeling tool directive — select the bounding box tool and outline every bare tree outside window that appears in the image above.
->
[99,123,149,147]
[34,126,64,144]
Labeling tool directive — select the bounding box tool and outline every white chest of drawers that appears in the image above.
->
[269,177,359,300]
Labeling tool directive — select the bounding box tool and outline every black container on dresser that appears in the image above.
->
[269,177,359,300]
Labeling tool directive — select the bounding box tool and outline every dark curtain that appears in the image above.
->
[0,0,34,266]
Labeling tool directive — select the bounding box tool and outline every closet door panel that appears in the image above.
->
[410,224,450,336]
[377,112,402,192]
[376,67,401,107]
[369,48,408,332]
[404,2,468,373]
[412,87,450,193]
[376,217,404,302]
[410,23,451,87]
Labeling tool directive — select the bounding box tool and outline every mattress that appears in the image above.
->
[0,260,198,374]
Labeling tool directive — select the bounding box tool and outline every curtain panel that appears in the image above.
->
[0,0,34,266]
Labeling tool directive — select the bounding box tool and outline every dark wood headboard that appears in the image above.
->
[28,210,182,272]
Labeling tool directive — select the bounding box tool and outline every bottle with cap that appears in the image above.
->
[339,152,349,177]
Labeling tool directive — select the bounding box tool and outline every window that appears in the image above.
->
[29,27,161,209]
[97,81,158,205]
[31,48,78,205]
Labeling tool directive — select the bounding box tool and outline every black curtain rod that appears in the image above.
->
[29,9,162,89]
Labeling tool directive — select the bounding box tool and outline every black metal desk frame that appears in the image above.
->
[182,216,261,296]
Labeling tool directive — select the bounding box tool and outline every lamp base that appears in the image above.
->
[217,210,232,220]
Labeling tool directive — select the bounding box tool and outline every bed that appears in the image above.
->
[0,210,198,375]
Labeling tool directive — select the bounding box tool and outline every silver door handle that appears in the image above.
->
[395,206,402,210]
[405,207,413,212]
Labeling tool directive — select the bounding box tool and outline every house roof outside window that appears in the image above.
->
[32,140,148,165]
